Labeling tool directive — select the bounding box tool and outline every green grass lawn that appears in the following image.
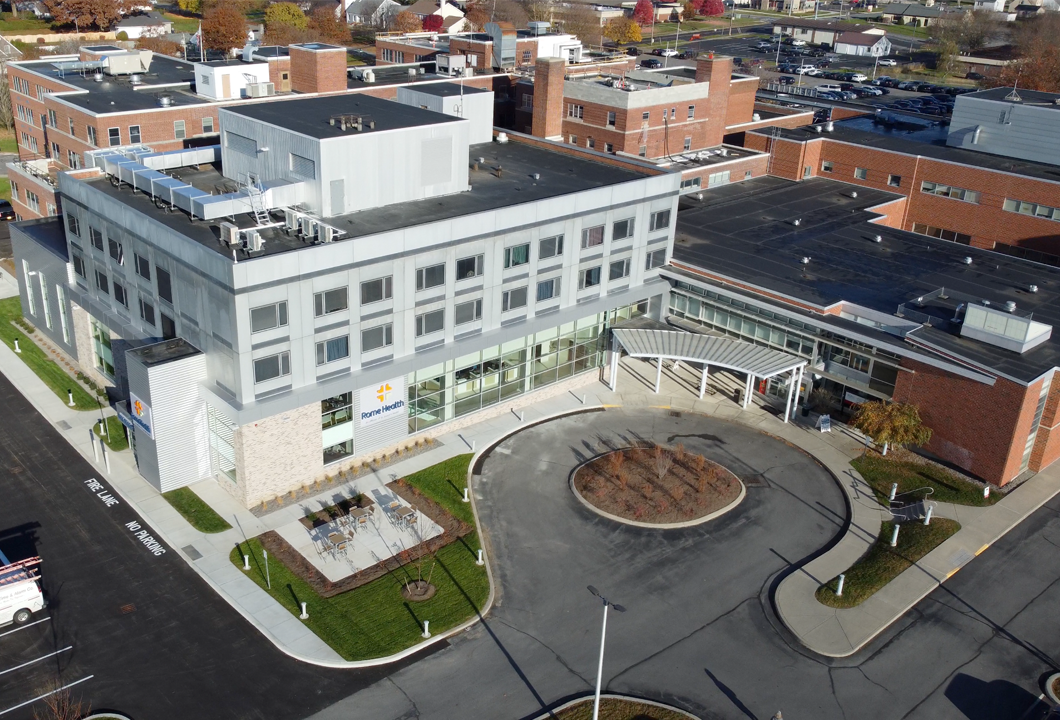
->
[230,454,490,661]
[816,519,960,608]
[852,453,999,507]
[553,698,691,720]
[163,487,232,533]
[161,12,200,33]
[0,129,17,154]
[0,13,54,33]
[0,298,98,410]
[0,178,10,201]
[94,415,129,452]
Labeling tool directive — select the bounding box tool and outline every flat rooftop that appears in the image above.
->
[127,338,203,367]
[966,86,1060,110]
[87,138,653,259]
[221,93,463,139]
[410,82,490,97]
[758,117,1060,183]
[672,176,1060,382]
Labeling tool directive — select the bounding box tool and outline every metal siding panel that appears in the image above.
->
[146,353,211,492]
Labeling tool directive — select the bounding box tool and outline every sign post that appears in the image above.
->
[815,414,832,433]
[263,549,271,589]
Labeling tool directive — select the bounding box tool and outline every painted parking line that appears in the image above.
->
[0,675,93,717]
[0,616,50,639]
[0,646,72,677]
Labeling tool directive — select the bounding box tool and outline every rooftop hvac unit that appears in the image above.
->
[299,216,317,239]
[246,230,265,252]
[284,209,299,234]
[246,82,275,98]
[220,221,240,246]
[362,69,375,83]
[321,225,338,243]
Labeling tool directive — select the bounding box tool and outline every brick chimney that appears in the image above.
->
[290,43,348,95]
[531,57,566,140]
[695,53,734,148]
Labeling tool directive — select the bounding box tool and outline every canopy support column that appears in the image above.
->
[699,364,709,400]
[743,374,753,409]
[609,334,619,392]
[654,356,663,394]
[784,367,798,423]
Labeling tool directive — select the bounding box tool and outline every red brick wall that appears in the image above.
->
[508,132,669,175]
[724,78,758,128]
[267,57,291,90]
[695,55,733,148]
[680,153,769,187]
[532,57,565,139]
[290,45,347,94]
[8,169,58,220]
[1030,376,1060,473]
[867,196,908,228]
[447,38,491,71]
[892,357,1043,486]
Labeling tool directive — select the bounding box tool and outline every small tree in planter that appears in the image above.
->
[851,400,932,456]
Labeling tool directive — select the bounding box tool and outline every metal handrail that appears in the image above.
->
[891,486,934,504]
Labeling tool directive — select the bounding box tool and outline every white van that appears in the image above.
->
[0,550,45,626]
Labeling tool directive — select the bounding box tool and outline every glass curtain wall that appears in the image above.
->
[322,391,354,464]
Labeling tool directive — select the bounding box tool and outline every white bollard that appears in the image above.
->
[463,487,470,503]
[300,602,308,620]
[923,506,933,526]
[476,549,484,566]
[90,430,99,462]
[889,483,898,502]
[243,555,250,571]
[582,394,586,404]
[471,440,476,451]
[890,524,900,547]
[422,620,431,639]
[103,445,111,475]
[983,485,990,499]
[13,339,19,353]
[835,574,845,597]
[68,390,75,407]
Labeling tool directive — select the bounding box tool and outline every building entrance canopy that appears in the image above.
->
[610,328,808,422]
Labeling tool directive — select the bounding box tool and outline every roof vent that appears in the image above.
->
[752,113,761,121]
[963,256,973,265]
[329,114,375,132]
[93,72,103,82]
[825,121,834,132]
[1005,300,1017,313]
[792,218,801,226]
[157,94,173,107]
[1027,284,1038,293]
[850,191,858,198]
[532,172,540,180]
[129,73,143,85]
[873,234,882,243]
[814,125,823,133]
[801,256,811,264]
[496,132,509,144]
[476,157,485,164]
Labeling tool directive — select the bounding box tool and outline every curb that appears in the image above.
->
[533,693,701,720]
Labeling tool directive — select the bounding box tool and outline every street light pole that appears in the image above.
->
[587,586,626,720]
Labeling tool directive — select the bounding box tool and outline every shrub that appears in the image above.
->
[116,31,128,40]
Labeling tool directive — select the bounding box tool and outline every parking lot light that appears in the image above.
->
[587,586,626,720]
[243,554,250,571]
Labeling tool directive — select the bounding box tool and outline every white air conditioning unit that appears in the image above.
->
[299,216,317,238]
[220,221,240,245]
[246,230,265,252]
[284,208,299,234]
[321,225,337,243]
[245,82,275,98]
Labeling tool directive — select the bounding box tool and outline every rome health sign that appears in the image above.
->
[129,392,154,439]
[359,378,405,427]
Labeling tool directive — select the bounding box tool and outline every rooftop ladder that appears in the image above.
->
[242,174,270,225]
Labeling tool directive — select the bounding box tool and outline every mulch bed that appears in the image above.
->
[573,444,742,524]
[259,480,473,599]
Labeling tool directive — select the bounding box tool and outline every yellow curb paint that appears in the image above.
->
[946,568,959,579]
[975,544,990,556]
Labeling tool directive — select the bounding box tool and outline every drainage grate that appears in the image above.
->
[56,420,71,430]
[743,474,768,488]
[669,410,682,418]
[181,544,202,561]
[120,603,136,614]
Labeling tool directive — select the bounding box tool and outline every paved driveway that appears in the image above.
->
[311,408,1060,720]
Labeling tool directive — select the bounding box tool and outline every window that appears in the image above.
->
[72,253,86,279]
[670,108,676,120]
[646,248,667,269]
[66,213,80,237]
[642,111,649,123]
[251,301,288,333]
[91,319,114,378]
[225,131,257,156]
[113,281,128,308]
[455,298,483,324]
[521,94,533,110]
[57,285,69,343]
[681,177,701,189]
[707,170,730,187]
[569,135,577,145]
[416,263,445,291]
[314,287,348,317]
[10,181,16,201]
[609,258,630,280]
[39,278,50,329]
[539,235,563,259]
[361,323,393,351]
[254,352,291,383]
[87,126,97,146]
[95,270,109,294]
[360,276,393,304]
[854,167,868,180]
[135,253,151,280]
[67,150,81,169]
[108,237,123,264]
[1003,198,1060,221]
[156,267,172,303]
[90,227,104,251]
[161,313,176,340]
[25,191,39,213]
[687,105,695,119]
[47,109,56,127]
[129,125,141,144]
[580,266,601,289]
[650,209,671,232]
[821,160,834,173]
[49,142,59,159]
[683,137,692,151]
[639,145,647,157]
[139,297,155,326]
[68,118,75,136]
[607,111,616,127]
[456,254,484,279]
[290,153,316,179]
[910,223,972,245]
[202,117,214,134]
[587,137,595,149]
[581,225,604,248]
[316,335,350,365]
[888,174,901,187]
[502,286,527,312]
[503,244,530,269]
[22,261,34,315]
[536,277,560,301]
[604,142,613,153]
[920,181,980,204]
[174,120,186,140]
[612,218,635,241]
[567,104,584,119]
[522,49,532,63]
[108,127,121,146]
[415,309,444,337]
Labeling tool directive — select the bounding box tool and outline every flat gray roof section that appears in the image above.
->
[613,327,805,378]
[967,86,1060,110]
[411,82,490,97]
[127,338,202,367]
[672,175,1060,384]
[221,93,462,139]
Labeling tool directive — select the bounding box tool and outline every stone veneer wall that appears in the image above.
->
[233,401,325,508]
[69,303,112,390]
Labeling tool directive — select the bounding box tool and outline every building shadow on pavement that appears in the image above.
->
[944,673,1045,720]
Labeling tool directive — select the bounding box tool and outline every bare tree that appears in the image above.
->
[558,4,601,45]
[652,444,673,484]
[0,71,13,131]
[32,680,89,720]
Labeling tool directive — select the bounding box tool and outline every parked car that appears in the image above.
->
[966,71,985,80]
[877,58,897,67]
[755,40,773,49]
[815,60,831,69]
[689,33,701,40]
[839,90,858,101]
[0,200,14,222]
[794,65,815,74]
[790,38,806,46]
[777,76,796,85]
[660,47,679,57]
[817,83,843,92]
[641,58,662,68]
[626,46,641,56]
[897,81,919,90]
[849,72,868,82]
[816,91,840,100]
